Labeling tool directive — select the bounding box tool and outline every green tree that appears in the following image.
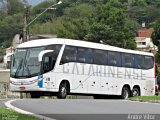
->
[63,4,96,19]
[27,0,140,50]
[152,19,160,46]
[5,0,24,15]
[0,0,24,49]
[55,0,104,17]
[57,17,90,40]
[152,19,160,65]
[0,10,6,21]
[85,1,136,49]
[84,23,113,43]
[56,3,95,39]
[55,0,136,49]
[30,1,57,23]
[125,19,141,33]
[132,0,147,6]
[145,0,160,7]
[129,5,160,25]
[0,13,23,47]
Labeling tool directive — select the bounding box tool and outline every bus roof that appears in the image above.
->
[17,38,154,56]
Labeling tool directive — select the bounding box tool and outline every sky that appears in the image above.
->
[28,0,45,6]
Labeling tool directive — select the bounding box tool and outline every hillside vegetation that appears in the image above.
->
[1,0,160,51]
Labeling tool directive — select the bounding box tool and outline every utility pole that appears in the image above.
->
[22,1,62,43]
[127,0,132,17]
[22,3,29,99]
[23,5,29,43]
[128,0,132,10]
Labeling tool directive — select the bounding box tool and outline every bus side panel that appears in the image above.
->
[100,66,114,95]
[72,63,88,94]
[115,68,150,96]
[55,63,74,92]
[87,64,101,94]
[140,68,155,96]
[114,68,132,95]
[42,71,57,92]
[107,66,120,95]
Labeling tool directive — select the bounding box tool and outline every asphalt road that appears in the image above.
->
[10,99,160,120]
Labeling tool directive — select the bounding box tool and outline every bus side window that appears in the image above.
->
[144,56,154,69]
[45,44,62,69]
[122,53,134,68]
[77,47,87,63]
[60,46,77,64]
[94,49,107,65]
[108,51,121,67]
[43,56,51,73]
[86,48,94,64]
[135,55,144,69]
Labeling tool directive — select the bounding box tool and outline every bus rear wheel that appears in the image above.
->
[132,88,140,97]
[121,87,130,99]
[57,83,68,99]
[93,95,104,99]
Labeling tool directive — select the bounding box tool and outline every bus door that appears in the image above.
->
[40,53,56,91]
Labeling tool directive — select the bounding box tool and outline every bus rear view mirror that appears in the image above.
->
[38,50,54,62]
[4,52,14,64]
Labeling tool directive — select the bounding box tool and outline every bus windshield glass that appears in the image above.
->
[10,47,44,78]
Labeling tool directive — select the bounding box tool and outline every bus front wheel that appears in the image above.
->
[121,87,130,99]
[57,83,68,99]
[30,93,40,98]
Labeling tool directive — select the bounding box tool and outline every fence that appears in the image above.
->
[0,82,20,99]
[0,69,20,99]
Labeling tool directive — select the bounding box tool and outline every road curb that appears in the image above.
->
[5,99,56,120]
[128,99,160,104]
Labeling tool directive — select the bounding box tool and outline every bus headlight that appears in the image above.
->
[10,80,21,85]
[29,79,38,83]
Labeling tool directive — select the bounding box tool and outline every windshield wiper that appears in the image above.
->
[14,59,23,78]
[25,65,31,76]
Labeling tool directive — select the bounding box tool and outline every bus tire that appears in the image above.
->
[93,95,103,99]
[57,83,68,99]
[30,93,40,98]
[132,88,140,97]
[121,87,130,99]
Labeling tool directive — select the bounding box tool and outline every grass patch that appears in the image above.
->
[129,96,160,102]
[0,107,41,120]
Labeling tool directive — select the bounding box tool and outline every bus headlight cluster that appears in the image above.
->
[29,79,37,83]
[10,81,21,85]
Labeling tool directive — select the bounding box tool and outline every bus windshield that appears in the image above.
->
[10,47,44,78]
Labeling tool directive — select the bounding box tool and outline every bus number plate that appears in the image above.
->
[19,87,25,90]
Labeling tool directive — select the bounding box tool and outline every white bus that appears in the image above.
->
[10,38,155,99]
